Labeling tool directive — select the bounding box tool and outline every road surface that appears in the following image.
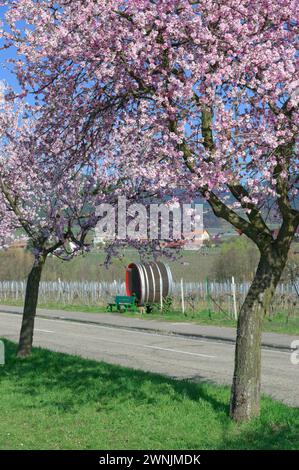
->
[0,311,298,407]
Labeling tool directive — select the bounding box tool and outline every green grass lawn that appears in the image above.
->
[0,339,298,450]
[2,299,299,335]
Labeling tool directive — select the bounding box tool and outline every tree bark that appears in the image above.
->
[17,254,46,358]
[229,242,290,422]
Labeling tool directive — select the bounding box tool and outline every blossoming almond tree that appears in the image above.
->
[2,0,298,421]
[0,87,114,358]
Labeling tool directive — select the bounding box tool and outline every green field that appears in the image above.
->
[58,304,299,335]
[0,340,298,450]
[0,240,259,283]
[2,299,299,335]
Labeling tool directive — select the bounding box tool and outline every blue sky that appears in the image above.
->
[0,6,21,92]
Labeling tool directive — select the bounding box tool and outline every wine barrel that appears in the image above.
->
[125,262,173,306]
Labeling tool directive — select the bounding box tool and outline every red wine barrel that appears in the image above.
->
[125,262,173,305]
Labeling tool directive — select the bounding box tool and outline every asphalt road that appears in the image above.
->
[0,311,298,407]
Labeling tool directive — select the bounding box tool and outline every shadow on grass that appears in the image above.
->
[1,339,298,450]
[1,339,227,412]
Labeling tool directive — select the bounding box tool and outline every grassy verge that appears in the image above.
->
[0,339,298,450]
[1,299,299,335]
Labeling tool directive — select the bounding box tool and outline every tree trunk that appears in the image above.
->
[230,243,289,422]
[17,254,46,358]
